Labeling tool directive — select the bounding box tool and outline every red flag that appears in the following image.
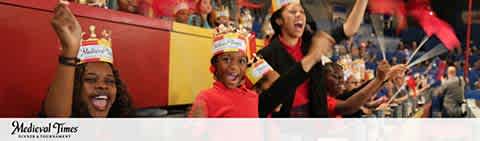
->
[436,60,447,81]
[368,0,408,34]
[395,4,407,34]
[433,18,461,50]
[407,75,417,97]
[407,0,460,50]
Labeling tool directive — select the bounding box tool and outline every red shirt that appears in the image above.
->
[191,81,259,117]
[327,96,339,118]
[278,36,310,109]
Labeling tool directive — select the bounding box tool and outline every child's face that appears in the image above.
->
[176,9,190,23]
[215,52,248,89]
[325,67,345,96]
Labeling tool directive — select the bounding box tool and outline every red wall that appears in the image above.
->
[0,0,171,117]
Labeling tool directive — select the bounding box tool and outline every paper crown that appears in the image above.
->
[212,24,275,85]
[77,25,113,64]
[271,0,300,12]
[215,6,230,18]
[212,24,256,59]
[246,54,274,85]
[173,1,190,14]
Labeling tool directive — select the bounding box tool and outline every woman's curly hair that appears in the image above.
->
[71,63,135,117]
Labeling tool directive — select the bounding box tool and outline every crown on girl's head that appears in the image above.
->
[271,0,301,12]
[173,0,190,14]
[215,6,230,18]
[212,24,255,57]
[77,25,113,64]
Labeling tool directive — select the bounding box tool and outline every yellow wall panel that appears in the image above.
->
[168,23,213,105]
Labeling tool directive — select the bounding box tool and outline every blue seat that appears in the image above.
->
[465,90,480,100]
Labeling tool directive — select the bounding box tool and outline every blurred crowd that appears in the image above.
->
[67,0,273,38]
[44,0,479,118]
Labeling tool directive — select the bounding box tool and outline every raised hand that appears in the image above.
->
[376,60,391,81]
[51,0,82,57]
[386,64,408,81]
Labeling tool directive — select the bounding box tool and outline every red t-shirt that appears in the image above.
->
[327,96,339,118]
[278,36,310,110]
[191,81,259,117]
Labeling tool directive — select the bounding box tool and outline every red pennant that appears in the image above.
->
[436,60,447,81]
[433,19,461,50]
[407,75,417,97]
[408,0,460,50]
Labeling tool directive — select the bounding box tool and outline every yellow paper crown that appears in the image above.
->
[271,0,300,12]
[212,24,255,58]
[77,25,113,64]
[215,6,230,18]
[173,0,190,14]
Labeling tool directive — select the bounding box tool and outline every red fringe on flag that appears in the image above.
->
[408,0,460,50]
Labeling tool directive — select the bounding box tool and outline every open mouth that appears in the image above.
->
[294,21,304,30]
[90,94,110,111]
[225,72,240,82]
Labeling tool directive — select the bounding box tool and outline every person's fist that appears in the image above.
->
[376,60,390,81]
[386,64,408,81]
[307,32,335,63]
[51,0,82,57]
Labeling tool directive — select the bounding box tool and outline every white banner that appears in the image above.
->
[1,119,479,141]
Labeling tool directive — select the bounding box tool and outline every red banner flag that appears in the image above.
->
[407,75,417,97]
[436,60,447,81]
[408,0,460,50]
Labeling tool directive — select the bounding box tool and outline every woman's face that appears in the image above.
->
[199,0,212,14]
[278,4,306,39]
[215,52,248,89]
[80,62,117,117]
[325,67,345,97]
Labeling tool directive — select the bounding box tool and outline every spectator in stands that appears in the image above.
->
[436,75,466,117]
[188,0,213,28]
[322,61,406,117]
[394,41,408,64]
[189,31,257,117]
[173,1,191,23]
[345,75,362,92]
[468,57,480,90]
[189,26,333,117]
[42,1,134,117]
[446,66,457,80]
[410,41,417,51]
[257,0,368,117]
[212,6,230,27]
[118,0,139,14]
[389,73,409,105]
